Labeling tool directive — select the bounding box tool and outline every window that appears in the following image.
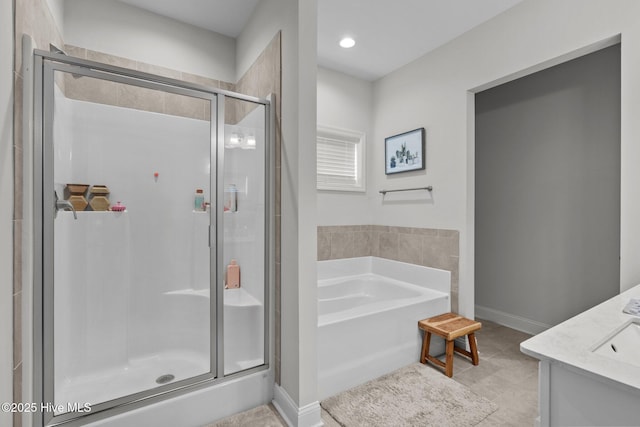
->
[316,125,366,192]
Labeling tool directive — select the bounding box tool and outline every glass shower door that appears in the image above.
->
[41,61,217,423]
[221,97,267,375]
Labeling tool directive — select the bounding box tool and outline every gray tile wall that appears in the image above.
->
[318,225,459,311]
[235,32,282,384]
[63,45,234,121]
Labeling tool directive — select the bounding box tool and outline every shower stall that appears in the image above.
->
[32,50,273,426]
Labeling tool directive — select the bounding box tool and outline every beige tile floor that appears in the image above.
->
[209,319,539,426]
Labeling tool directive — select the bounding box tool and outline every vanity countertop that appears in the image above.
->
[520,284,640,392]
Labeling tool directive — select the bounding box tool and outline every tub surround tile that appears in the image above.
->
[450,291,459,317]
[352,231,371,258]
[317,225,460,310]
[370,231,381,258]
[317,232,331,261]
[378,232,399,260]
[410,227,438,236]
[330,232,354,260]
[397,233,422,265]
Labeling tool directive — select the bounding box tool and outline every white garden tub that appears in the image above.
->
[317,256,450,399]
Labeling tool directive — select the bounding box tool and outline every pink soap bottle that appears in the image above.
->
[226,259,240,289]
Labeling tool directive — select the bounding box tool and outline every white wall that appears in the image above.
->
[372,0,640,319]
[0,0,14,424]
[238,0,320,422]
[316,67,373,226]
[46,0,65,33]
[62,0,236,82]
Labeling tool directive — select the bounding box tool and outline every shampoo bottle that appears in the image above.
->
[194,189,204,211]
[226,259,240,289]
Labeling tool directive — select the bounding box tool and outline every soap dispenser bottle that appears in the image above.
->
[194,189,204,211]
[226,259,240,289]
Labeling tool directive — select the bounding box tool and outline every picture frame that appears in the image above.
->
[385,127,425,174]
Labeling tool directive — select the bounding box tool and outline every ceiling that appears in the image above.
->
[117,0,261,38]
[119,0,525,81]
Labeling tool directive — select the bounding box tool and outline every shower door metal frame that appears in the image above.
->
[32,50,272,427]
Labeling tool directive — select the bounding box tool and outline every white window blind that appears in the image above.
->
[317,126,365,191]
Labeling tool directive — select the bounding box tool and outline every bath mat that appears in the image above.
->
[321,363,498,427]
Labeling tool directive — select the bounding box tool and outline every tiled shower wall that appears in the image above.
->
[234,33,282,384]
[62,45,235,122]
[318,225,460,311]
[13,0,282,422]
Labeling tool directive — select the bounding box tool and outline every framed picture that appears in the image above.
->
[385,128,425,174]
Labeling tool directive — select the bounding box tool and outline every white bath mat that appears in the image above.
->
[321,363,498,427]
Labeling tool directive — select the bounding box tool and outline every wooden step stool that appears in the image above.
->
[418,313,481,377]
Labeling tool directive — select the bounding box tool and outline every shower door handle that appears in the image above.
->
[55,192,78,219]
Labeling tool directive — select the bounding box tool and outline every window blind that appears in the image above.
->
[316,126,365,191]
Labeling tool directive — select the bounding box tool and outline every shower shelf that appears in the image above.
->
[164,288,262,307]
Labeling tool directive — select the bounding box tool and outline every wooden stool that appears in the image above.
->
[418,313,481,377]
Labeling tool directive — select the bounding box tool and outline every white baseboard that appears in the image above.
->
[272,384,322,427]
[475,305,551,335]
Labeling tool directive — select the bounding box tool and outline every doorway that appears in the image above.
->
[475,44,621,333]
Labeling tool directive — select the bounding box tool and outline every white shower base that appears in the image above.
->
[55,350,209,415]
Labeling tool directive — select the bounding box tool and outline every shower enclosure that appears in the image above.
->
[32,50,272,426]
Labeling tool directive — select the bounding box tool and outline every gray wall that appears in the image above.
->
[475,45,621,332]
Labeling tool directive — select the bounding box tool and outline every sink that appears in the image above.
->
[592,319,640,367]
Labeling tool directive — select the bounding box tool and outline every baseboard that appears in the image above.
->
[272,384,322,427]
[475,305,551,335]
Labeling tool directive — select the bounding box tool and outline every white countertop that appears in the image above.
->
[521,284,640,392]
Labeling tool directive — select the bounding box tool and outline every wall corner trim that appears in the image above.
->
[272,384,322,427]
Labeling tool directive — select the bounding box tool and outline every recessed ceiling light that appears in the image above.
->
[339,37,356,48]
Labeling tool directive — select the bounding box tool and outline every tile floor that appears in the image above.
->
[210,319,539,426]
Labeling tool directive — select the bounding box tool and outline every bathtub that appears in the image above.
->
[317,256,450,400]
